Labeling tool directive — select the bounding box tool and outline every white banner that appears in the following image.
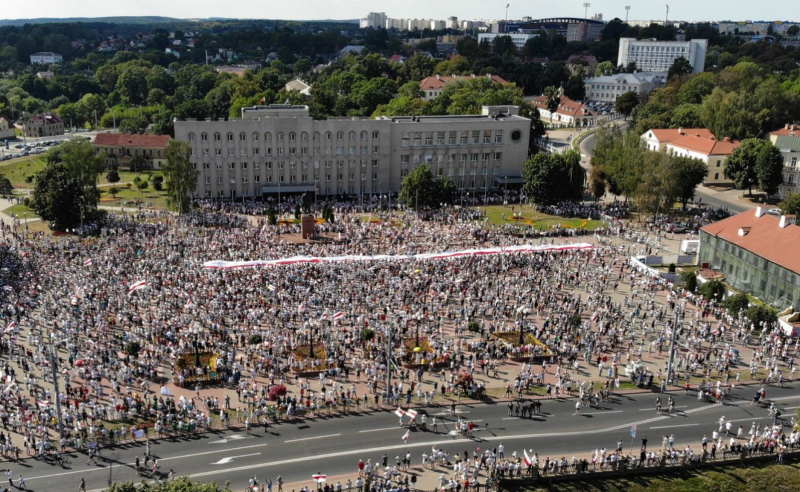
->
[203,243,595,270]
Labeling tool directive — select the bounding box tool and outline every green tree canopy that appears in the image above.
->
[163,140,198,213]
[614,91,640,118]
[398,164,456,209]
[780,192,800,216]
[522,150,585,206]
[725,138,784,196]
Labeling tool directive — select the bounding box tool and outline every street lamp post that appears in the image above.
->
[666,307,681,385]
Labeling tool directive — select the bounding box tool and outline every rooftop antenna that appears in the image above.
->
[625,6,630,23]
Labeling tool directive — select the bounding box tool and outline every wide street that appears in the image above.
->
[8,383,799,492]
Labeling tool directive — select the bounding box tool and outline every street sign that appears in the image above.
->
[630,424,637,437]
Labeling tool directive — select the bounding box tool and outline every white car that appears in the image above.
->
[767,208,782,215]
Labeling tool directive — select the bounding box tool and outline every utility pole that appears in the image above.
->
[665,5,669,25]
[386,319,392,404]
[625,6,630,23]
[505,4,510,34]
[666,307,681,385]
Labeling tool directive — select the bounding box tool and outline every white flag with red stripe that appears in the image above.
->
[524,449,532,467]
[402,430,410,443]
[312,474,326,483]
[394,408,405,418]
[4,321,16,333]
[405,408,418,418]
[84,259,93,266]
[332,311,344,320]
[128,280,148,295]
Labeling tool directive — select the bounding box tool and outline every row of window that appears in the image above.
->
[189,130,380,143]
[402,130,504,146]
[197,156,502,172]
[192,146,381,157]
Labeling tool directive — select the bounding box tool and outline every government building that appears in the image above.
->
[173,105,531,198]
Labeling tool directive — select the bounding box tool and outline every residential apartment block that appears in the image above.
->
[584,72,668,103]
[617,38,707,73]
[93,133,171,171]
[769,124,800,199]
[478,32,539,50]
[23,114,64,138]
[174,105,531,198]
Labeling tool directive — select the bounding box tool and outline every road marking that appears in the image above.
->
[783,406,799,410]
[724,417,768,423]
[285,433,341,443]
[649,423,699,430]
[639,406,687,411]
[581,410,624,416]
[502,417,519,420]
[360,427,401,433]
[211,452,261,465]
[209,435,254,444]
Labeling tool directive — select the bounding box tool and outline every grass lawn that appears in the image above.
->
[99,186,170,210]
[98,170,162,186]
[0,156,46,188]
[477,205,603,230]
[1,203,38,219]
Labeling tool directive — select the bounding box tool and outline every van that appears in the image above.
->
[681,240,699,254]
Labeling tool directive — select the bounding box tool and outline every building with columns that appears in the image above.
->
[174,105,531,198]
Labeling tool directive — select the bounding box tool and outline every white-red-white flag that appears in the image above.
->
[4,321,16,334]
[128,280,148,295]
[524,449,532,467]
[405,408,418,418]
[312,474,326,483]
[84,259,93,266]
[332,311,344,320]
[394,408,405,418]
[402,430,410,443]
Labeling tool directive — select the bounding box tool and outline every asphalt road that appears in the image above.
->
[7,383,799,492]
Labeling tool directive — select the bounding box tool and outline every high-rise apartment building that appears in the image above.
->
[617,38,708,73]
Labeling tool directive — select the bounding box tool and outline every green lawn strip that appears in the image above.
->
[2,203,38,219]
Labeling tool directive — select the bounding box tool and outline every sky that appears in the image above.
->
[2,0,797,23]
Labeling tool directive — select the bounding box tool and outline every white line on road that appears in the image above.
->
[285,434,341,443]
[211,453,262,465]
[724,417,768,423]
[581,411,624,416]
[649,423,699,430]
[359,427,401,433]
[639,406,687,411]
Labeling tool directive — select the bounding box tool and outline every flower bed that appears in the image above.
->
[174,352,219,385]
[290,344,334,373]
[401,337,449,368]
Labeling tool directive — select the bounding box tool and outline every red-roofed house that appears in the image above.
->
[529,94,599,128]
[93,133,171,170]
[699,207,800,310]
[418,74,509,100]
[641,127,740,184]
[23,114,64,138]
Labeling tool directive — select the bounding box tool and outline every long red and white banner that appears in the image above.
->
[202,243,594,270]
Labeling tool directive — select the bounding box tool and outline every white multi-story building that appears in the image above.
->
[174,105,531,198]
[448,17,459,30]
[584,72,668,103]
[431,20,446,30]
[360,12,387,29]
[617,38,707,73]
[478,32,539,49]
[719,20,799,35]
[769,124,800,199]
[29,52,63,65]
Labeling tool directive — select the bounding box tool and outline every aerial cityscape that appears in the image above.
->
[0,1,800,492]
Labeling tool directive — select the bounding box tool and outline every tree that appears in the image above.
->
[105,168,120,184]
[31,163,95,231]
[674,157,709,209]
[108,186,120,199]
[725,139,784,197]
[150,174,164,191]
[162,140,198,214]
[119,115,148,135]
[667,57,693,80]
[522,150,585,206]
[543,86,561,126]
[595,61,615,77]
[614,91,640,119]
[135,178,149,197]
[780,192,800,216]
[0,176,13,197]
[129,153,149,173]
[788,25,800,37]
[399,165,456,209]
[746,305,778,330]
[681,270,698,293]
[700,279,726,302]
[701,89,760,141]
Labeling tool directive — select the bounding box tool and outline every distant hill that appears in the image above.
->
[0,16,187,26]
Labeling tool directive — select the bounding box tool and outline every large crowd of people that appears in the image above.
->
[0,197,796,491]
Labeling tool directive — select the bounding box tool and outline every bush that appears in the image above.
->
[25,175,34,184]
[467,321,481,333]
[268,385,287,401]
[22,197,30,207]
[724,293,750,316]
[668,263,676,273]
[124,341,141,357]
[247,334,263,345]
[360,328,375,341]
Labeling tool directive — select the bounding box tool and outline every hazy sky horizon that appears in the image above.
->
[2,0,797,23]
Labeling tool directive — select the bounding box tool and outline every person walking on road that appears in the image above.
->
[80,478,86,492]
[7,469,12,488]
[18,474,25,491]
[574,400,581,415]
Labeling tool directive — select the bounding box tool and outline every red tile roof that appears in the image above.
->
[529,95,598,118]
[769,125,800,137]
[418,74,509,91]
[668,133,741,156]
[700,209,800,273]
[646,128,713,143]
[28,114,63,124]
[93,133,170,149]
